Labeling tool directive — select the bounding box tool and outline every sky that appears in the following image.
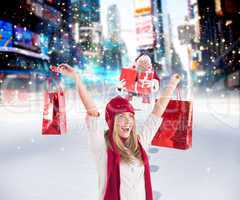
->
[100,0,189,67]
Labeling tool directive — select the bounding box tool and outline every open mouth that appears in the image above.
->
[121,127,130,132]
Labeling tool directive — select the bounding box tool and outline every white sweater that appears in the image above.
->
[85,113,162,200]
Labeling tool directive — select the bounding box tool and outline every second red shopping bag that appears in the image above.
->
[42,71,67,135]
[151,97,193,150]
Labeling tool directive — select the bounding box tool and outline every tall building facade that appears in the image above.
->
[133,0,173,75]
[72,0,102,60]
[197,0,240,88]
[107,4,121,40]
[0,0,73,63]
[101,4,129,70]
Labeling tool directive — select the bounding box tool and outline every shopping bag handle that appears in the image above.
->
[48,66,61,90]
[176,86,181,100]
[188,102,193,126]
[176,86,193,126]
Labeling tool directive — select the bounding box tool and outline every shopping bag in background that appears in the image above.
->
[136,70,154,95]
[119,67,137,93]
[42,73,67,135]
[151,90,193,150]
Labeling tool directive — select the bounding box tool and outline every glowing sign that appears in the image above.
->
[134,0,152,16]
[135,15,154,48]
[0,20,13,47]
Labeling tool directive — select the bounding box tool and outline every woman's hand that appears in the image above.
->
[51,64,99,116]
[168,73,181,89]
[51,63,78,80]
[170,73,181,82]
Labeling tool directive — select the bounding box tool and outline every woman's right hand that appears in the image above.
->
[51,63,78,80]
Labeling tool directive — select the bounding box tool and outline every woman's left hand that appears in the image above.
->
[168,73,181,88]
[50,63,78,80]
[170,73,181,82]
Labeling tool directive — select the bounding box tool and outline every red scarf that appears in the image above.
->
[104,96,153,200]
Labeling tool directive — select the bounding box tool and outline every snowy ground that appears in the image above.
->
[0,88,239,200]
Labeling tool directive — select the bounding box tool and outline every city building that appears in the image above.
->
[101,4,129,70]
[197,0,240,88]
[0,0,73,72]
[133,0,173,76]
[0,0,75,94]
[177,0,201,85]
[107,4,121,40]
[71,0,102,60]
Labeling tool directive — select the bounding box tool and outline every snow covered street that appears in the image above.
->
[0,89,239,200]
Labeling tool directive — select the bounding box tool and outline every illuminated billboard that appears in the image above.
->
[0,20,13,47]
[135,15,154,48]
[134,0,152,16]
[14,26,33,49]
[14,26,41,52]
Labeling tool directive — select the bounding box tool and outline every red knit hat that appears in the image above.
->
[105,95,135,130]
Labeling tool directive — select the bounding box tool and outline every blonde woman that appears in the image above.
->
[55,63,180,200]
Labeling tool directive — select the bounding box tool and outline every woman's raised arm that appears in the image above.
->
[56,63,99,117]
[152,74,181,118]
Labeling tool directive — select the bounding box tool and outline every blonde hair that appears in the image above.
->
[104,115,143,165]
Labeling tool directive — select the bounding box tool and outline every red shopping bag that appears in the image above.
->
[151,99,193,150]
[136,70,154,95]
[42,75,67,135]
[120,67,137,93]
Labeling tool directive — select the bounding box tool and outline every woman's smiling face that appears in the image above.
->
[115,112,134,138]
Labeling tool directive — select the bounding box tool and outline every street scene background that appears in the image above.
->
[0,0,239,200]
